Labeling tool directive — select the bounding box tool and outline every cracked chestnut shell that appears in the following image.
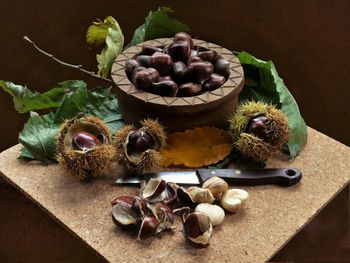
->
[183,212,213,248]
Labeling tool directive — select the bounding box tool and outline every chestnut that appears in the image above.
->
[128,129,155,153]
[187,61,214,83]
[136,55,151,67]
[153,80,178,97]
[214,58,230,78]
[246,114,274,144]
[183,212,213,248]
[198,50,218,63]
[187,55,202,65]
[159,75,173,81]
[125,59,140,80]
[138,214,160,240]
[167,40,191,62]
[174,32,194,49]
[132,68,160,91]
[173,61,188,84]
[178,82,202,97]
[149,52,173,76]
[141,44,163,55]
[202,73,226,91]
[72,131,100,151]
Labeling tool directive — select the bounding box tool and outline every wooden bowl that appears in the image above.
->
[111,38,244,132]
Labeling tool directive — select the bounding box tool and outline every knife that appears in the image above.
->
[114,168,302,187]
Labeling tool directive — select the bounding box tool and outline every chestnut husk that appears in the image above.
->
[177,82,202,97]
[187,61,214,83]
[153,80,178,97]
[132,68,160,91]
[202,73,226,91]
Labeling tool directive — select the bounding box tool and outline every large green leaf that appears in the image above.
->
[19,112,59,163]
[18,81,124,163]
[87,16,124,78]
[0,80,85,113]
[125,7,189,48]
[237,51,307,157]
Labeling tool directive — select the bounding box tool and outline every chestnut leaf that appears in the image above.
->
[86,16,124,78]
[18,81,125,163]
[0,80,84,113]
[237,51,308,157]
[125,7,189,49]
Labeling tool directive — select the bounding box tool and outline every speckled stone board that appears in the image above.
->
[0,128,349,263]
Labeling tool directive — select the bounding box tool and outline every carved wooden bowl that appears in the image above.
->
[111,38,244,132]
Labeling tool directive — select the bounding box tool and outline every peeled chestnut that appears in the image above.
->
[136,55,151,67]
[132,68,160,91]
[178,82,201,97]
[214,58,230,78]
[149,52,173,76]
[72,131,100,151]
[198,50,218,63]
[202,73,226,91]
[167,40,191,62]
[174,32,194,49]
[128,129,155,153]
[173,61,188,84]
[153,80,178,97]
[187,61,214,83]
[141,44,163,55]
[125,59,140,80]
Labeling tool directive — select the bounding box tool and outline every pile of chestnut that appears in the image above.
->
[124,32,230,97]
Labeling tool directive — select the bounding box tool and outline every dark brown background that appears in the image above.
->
[0,0,349,262]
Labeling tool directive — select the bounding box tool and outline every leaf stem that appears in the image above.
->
[23,36,113,83]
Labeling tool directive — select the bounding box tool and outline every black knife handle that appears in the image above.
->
[196,168,302,187]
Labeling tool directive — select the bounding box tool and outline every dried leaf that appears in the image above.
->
[160,127,233,168]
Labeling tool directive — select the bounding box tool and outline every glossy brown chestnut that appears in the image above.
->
[138,215,160,240]
[72,131,100,150]
[167,40,191,62]
[141,44,163,55]
[136,55,151,67]
[178,82,202,97]
[187,61,214,83]
[149,52,173,76]
[202,73,226,91]
[128,129,155,153]
[125,59,140,80]
[214,58,230,78]
[246,114,274,143]
[132,68,160,91]
[187,55,202,65]
[159,75,173,81]
[173,61,188,84]
[153,80,178,97]
[174,32,194,49]
[198,50,218,63]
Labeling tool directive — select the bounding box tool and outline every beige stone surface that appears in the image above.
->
[0,127,349,263]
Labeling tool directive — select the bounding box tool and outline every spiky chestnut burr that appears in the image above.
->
[114,119,166,174]
[57,116,116,180]
[228,101,289,162]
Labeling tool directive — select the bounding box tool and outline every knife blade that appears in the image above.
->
[114,168,302,187]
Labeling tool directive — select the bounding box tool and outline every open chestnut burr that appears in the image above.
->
[111,36,244,132]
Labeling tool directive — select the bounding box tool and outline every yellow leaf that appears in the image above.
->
[160,127,233,168]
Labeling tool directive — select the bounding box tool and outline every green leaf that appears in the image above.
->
[53,86,124,133]
[18,112,59,163]
[125,7,189,48]
[19,147,36,160]
[237,51,308,157]
[0,80,85,113]
[87,16,124,78]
